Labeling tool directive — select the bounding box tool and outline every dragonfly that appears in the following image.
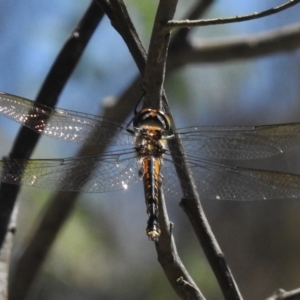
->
[1,92,300,240]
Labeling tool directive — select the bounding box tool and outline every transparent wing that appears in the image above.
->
[1,149,141,193]
[0,92,134,146]
[177,124,300,159]
[3,91,300,158]
[161,152,300,200]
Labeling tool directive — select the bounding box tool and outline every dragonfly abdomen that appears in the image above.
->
[141,156,162,241]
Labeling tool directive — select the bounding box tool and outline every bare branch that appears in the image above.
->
[165,127,243,300]
[167,23,300,67]
[142,0,177,109]
[180,197,243,300]
[156,190,205,300]
[10,1,202,300]
[102,2,243,299]
[101,2,208,299]
[164,0,300,29]
[265,288,300,300]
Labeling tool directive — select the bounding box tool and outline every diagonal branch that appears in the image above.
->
[150,2,243,299]
[0,0,105,250]
[11,1,203,300]
[9,2,105,300]
[103,1,243,300]
[102,1,205,299]
[142,0,177,109]
[167,22,300,68]
[156,189,205,299]
[164,0,300,29]
[10,79,143,300]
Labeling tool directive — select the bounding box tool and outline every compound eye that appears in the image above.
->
[133,109,171,131]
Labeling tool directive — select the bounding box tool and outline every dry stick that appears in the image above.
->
[165,0,300,28]
[156,189,204,300]
[105,1,243,300]
[9,3,105,300]
[150,1,243,300]
[11,6,143,293]
[164,127,243,300]
[142,0,177,110]
[10,1,203,300]
[103,1,204,299]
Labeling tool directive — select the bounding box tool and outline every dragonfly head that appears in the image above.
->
[133,109,171,134]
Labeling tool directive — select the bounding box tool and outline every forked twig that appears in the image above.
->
[156,189,204,299]
[103,1,243,300]
[102,1,204,299]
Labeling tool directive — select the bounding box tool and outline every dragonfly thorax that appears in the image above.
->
[136,134,166,157]
[133,108,170,157]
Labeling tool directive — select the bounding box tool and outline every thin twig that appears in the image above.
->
[156,2,244,299]
[11,0,202,299]
[102,1,205,299]
[164,129,243,300]
[103,1,243,299]
[180,196,243,300]
[164,0,300,29]
[156,189,205,300]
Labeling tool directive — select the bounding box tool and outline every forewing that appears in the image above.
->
[1,149,141,193]
[177,124,300,159]
[0,92,133,146]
